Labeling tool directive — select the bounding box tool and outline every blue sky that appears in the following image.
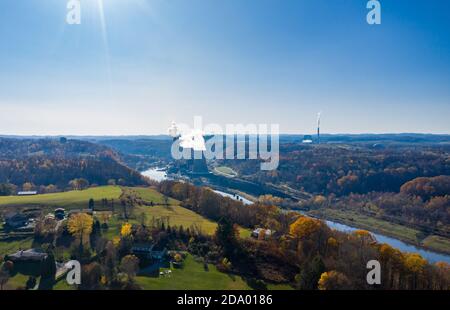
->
[0,0,449,135]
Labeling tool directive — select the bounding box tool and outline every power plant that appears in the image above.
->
[168,121,209,175]
[302,112,322,144]
[317,112,321,144]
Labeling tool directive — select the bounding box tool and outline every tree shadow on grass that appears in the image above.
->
[243,277,268,290]
[38,276,55,290]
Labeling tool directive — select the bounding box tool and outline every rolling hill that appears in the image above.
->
[0,138,147,190]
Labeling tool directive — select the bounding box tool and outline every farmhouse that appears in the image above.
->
[132,243,155,257]
[132,243,168,275]
[251,228,272,239]
[17,191,37,196]
[132,243,167,260]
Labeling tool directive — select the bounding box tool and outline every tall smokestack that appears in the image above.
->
[317,112,321,144]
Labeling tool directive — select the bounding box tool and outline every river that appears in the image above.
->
[212,190,253,205]
[324,220,450,264]
[141,167,450,263]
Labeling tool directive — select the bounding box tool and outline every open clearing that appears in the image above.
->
[0,186,285,290]
[136,254,251,290]
[136,254,292,290]
[422,235,450,254]
[134,205,218,234]
[0,186,122,211]
[125,187,179,205]
[100,205,218,240]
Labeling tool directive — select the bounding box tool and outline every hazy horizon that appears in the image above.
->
[1,0,449,135]
[2,132,450,138]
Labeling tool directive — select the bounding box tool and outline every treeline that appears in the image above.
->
[158,181,289,230]
[158,181,450,290]
[301,176,450,238]
[401,175,450,200]
[0,138,147,191]
[0,137,115,160]
[98,139,173,171]
[307,192,449,237]
[220,144,450,196]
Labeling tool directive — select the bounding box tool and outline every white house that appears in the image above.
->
[17,191,38,196]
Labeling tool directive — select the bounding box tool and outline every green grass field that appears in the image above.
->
[126,187,180,205]
[136,254,251,290]
[2,272,75,290]
[100,205,219,240]
[4,273,29,290]
[422,235,450,254]
[0,186,122,211]
[134,205,218,234]
[0,238,33,262]
[0,186,289,291]
[0,185,247,240]
[238,227,252,239]
[136,254,292,290]
[52,278,75,290]
[100,206,251,240]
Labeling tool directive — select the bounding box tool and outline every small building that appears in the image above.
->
[17,191,38,196]
[302,135,313,144]
[132,244,155,259]
[151,249,168,261]
[131,244,168,262]
[54,208,66,220]
[251,228,272,239]
[4,213,29,229]
[132,243,168,276]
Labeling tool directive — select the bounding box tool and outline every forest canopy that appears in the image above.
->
[0,138,147,192]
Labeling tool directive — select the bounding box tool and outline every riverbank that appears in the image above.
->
[140,167,450,262]
[308,208,450,256]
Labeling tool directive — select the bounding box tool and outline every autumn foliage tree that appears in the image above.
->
[80,262,102,290]
[404,253,427,289]
[296,255,325,290]
[318,270,352,290]
[433,262,450,290]
[158,180,450,290]
[215,218,239,259]
[289,217,323,239]
[68,213,94,255]
[400,176,450,200]
[120,255,140,279]
[120,223,132,238]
